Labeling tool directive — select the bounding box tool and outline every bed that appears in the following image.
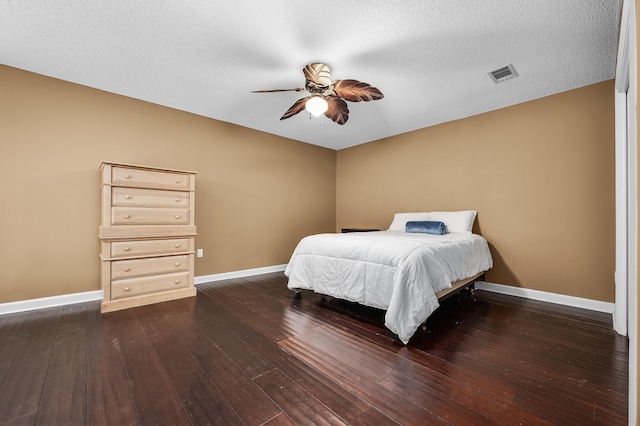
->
[284,211,493,344]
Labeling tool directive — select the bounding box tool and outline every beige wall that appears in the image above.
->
[0,64,617,306]
[337,80,615,302]
[0,65,336,303]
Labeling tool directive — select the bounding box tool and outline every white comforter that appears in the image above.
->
[284,231,493,343]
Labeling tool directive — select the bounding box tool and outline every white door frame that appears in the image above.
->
[615,1,637,424]
[615,87,628,336]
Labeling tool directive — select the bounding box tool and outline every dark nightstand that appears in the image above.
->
[341,228,380,233]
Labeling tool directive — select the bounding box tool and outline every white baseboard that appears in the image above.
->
[476,281,615,314]
[195,264,287,285]
[0,273,613,317]
[0,290,103,316]
[0,265,288,316]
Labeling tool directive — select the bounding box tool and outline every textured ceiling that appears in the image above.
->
[0,1,623,150]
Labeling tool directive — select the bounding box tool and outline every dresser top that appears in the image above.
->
[100,161,197,175]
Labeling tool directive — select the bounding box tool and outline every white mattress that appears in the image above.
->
[285,231,493,343]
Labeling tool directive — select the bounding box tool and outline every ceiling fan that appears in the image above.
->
[252,63,383,125]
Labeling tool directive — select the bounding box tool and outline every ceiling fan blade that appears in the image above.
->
[330,79,384,102]
[251,88,305,93]
[303,63,332,92]
[280,96,310,120]
[324,96,349,125]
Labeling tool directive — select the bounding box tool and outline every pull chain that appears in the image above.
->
[308,113,325,130]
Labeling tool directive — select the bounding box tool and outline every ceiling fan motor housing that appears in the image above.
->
[304,63,333,93]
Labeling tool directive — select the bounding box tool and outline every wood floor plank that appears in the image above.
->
[110,308,191,425]
[198,284,319,342]
[463,320,629,395]
[165,298,278,395]
[290,295,537,416]
[0,310,38,387]
[279,336,449,425]
[36,303,87,425]
[285,325,501,426]
[386,372,495,425]
[0,307,62,425]
[411,320,624,422]
[313,324,552,425]
[282,276,626,422]
[262,412,297,425]
[0,272,628,425]
[142,298,282,426]
[433,316,627,404]
[294,325,395,382]
[86,301,139,426]
[379,369,525,426]
[134,303,245,425]
[412,300,624,377]
[268,354,401,426]
[197,289,401,425]
[191,294,276,379]
[253,368,348,426]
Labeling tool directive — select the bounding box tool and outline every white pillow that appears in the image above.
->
[429,210,477,234]
[388,212,431,232]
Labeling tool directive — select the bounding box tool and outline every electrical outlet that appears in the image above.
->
[197,249,203,258]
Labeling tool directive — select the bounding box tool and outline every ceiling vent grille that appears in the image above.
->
[489,64,518,83]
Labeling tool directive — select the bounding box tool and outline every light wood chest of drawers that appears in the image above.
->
[99,162,197,313]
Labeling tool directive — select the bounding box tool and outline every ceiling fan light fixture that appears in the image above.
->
[257,63,383,125]
[305,96,328,116]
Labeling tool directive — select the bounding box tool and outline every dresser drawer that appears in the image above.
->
[111,207,190,225]
[111,271,190,300]
[110,238,191,258]
[111,166,190,190]
[111,255,189,280]
[112,187,189,208]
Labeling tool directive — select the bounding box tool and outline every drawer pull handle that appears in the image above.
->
[175,263,180,267]
[175,198,181,202]
[124,287,131,292]
[175,280,180,284]
[124,268,130,272]
[124,215,131,219]
[125,175,131,179]
[175,215,180,219]
[175,179,181,183]
[123,247,130,252]
[125,195,131,199]
[175,244,181,248]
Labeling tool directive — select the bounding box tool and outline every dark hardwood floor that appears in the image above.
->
[0,272,628,425]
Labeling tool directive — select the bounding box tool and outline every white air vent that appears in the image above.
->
[489,64,518,83]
